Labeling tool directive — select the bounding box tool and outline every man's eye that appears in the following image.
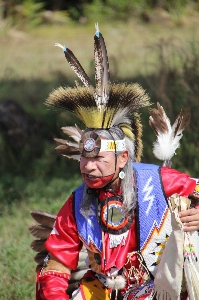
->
[96,156,102,160]
[97,157,108,163]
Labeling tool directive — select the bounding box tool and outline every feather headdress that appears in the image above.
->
[46,23,151,161]
[149,103,190,167]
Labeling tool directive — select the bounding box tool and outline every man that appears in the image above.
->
[36,24,199,299]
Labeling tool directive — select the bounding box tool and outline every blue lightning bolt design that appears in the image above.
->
[142,176,154,216]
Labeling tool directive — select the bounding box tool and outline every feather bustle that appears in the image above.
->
[34,251,48,265]
[30,239,46,252]
[28,224,52,239]
[30,210,56,228]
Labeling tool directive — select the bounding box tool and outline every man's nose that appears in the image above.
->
[84,160,96,171]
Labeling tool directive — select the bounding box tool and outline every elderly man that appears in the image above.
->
[35,25,199,300]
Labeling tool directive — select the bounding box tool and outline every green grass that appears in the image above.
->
[0,175,82,299]
[0,202,36,300]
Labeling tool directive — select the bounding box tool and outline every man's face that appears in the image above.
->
[80,150,128,189]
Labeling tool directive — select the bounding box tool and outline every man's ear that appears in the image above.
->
[118,150,129,168]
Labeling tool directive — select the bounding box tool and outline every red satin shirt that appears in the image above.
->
[45,166,196,271]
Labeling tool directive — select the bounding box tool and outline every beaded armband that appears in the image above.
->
[41,254,71,276]
[40,269,70,280]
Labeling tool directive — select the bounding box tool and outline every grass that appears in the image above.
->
[1,8,199,298]
[0,175,82,299]
[0,202,36,300]
[1,16,199,82]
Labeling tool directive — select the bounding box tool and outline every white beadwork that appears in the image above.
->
[109,231,129,248]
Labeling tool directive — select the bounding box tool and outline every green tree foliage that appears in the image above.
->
[141,38,199,175]
[2,0,199,22]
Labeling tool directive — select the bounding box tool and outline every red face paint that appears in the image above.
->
[82,173,114,188]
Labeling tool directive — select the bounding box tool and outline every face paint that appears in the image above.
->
[82,173,114,188]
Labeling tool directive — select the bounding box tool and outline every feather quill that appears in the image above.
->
[94,23,110,111]
[149,103,190,165]
[55,43,93,88]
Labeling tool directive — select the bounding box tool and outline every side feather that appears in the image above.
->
[61,125,83,143]
[54,138,80,160]
[53,125,82,160]
[149,102,190,166]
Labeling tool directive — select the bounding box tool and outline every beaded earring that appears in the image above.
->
[119,170,125,179]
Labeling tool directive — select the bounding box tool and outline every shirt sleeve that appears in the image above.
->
[45,194,83,270]
[160,167,196,198]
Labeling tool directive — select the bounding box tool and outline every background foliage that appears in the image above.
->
[0,0,199,298]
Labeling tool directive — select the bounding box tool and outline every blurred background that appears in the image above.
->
[0,0,199,298]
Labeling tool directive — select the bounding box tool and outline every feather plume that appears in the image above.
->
[55,43,93,88]
[94,23,110,111]
[45,25,151,162]
[46,83,150,161]
[149,103,170,136]
[149,103,190,164]
[46,83,150,130]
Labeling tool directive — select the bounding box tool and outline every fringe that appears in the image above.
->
[155,288,180,300]
[183,232,199,300]
[109,231,129,248]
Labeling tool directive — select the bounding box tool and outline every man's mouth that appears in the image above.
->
[84,174,99,180]
[82,173,115,188]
